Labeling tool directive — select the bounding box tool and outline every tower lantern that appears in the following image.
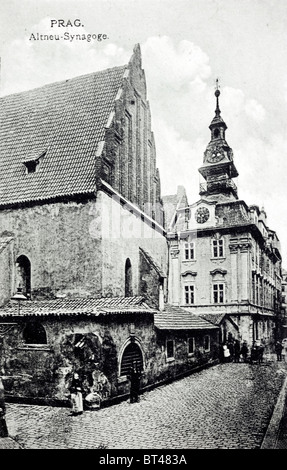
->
[198,84,239,202]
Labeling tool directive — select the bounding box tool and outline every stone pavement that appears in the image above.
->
[2,357,287,450]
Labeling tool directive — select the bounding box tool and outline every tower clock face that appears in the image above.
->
[195,207,210,224]
[206,146,225,163]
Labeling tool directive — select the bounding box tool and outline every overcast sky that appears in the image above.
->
[1,0,287,262]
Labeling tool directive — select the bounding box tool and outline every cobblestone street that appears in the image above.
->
[4,358,287,450]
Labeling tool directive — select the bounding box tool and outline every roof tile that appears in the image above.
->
[0,66,127,206]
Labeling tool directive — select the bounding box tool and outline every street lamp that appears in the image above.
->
[11,287,28,314]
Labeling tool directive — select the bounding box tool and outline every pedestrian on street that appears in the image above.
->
[128,361,142,403]
[222,344,230,362]
[227,339,234,362]
[0,377,8,438]
[233,339,241,363]
[250,342,258,364]
[240,341,249,363]
[69,372,84,416]
[275,341,283,361]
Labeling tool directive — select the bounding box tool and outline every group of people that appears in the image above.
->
[220,338,248,363]
[69,361,142,415]
[220,337,287,364]
[220,338,265,364]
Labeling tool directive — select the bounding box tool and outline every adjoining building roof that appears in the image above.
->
[0,296,156,318]
[154,305,218,330]
[139,247,166,278]
[199,313,227,326]
[0,65,127,206]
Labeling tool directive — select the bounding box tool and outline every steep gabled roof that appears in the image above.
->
[0,65,127,206]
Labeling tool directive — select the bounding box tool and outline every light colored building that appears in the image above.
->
[165,88,282,349]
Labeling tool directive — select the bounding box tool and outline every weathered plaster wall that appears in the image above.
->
[0,238,14,306]
[0,199,103,303]
[97,191,167,299]
[0,191,167,304]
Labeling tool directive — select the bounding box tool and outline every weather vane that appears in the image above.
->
[214,78,221,115]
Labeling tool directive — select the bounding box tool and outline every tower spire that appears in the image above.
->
[215,78,221,117]
[198,83,239,202]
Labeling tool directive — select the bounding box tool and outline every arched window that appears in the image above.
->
[16,255,31,297]
[214,128,220,138]
[125,258,133,297]
[23,322,47,345]
[120,342,143,376]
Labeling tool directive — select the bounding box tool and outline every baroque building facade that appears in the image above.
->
[165,88,282,349]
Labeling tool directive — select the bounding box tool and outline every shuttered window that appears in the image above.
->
[120,342,143,376]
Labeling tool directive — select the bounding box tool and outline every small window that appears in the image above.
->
[166,339,174,359]
[213,283,224,303]
[204,335,210,351]
[184,285,195,304]
[188,337,195,355]
[23,322,47,345]
[212,239,224,258]
[25,160,38,174]
[184,242,195,260]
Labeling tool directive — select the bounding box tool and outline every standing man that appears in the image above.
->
[233,339,241,363]
[275,341,283,361]
[0,376,8,437]
[128,361,142,403]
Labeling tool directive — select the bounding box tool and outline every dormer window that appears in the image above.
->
[23,150,46,174]
[24,159,39,174]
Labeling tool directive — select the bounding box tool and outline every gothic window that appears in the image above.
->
[184,285,195,305]
[23,322,47,345]
[184,241,195,260]
[213,283,224,303]
[16,255,31,298]
[125,258,133,297]
[212,239,224,258]
[120,342,143,376]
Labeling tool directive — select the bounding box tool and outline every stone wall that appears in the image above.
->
[0,314,218,405]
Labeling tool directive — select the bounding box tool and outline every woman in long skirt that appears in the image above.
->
[69,373,83,416]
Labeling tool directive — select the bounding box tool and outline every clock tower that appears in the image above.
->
[198,84,238,201]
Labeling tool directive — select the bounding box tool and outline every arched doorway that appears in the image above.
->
[120,341,143,376]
